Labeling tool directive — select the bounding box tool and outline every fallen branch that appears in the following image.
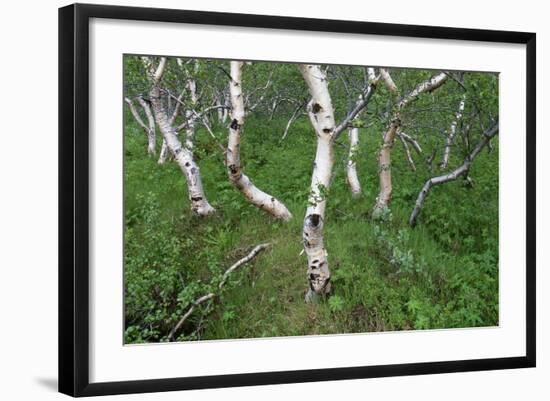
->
[218,243,271,289]
[168,243,271,341]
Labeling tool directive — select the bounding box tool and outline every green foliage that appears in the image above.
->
[328,295,345,313]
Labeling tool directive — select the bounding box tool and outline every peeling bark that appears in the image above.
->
[409,121,498,226]
[147,58,215,216]
[440,95,466,170]
[227,61,292,221]
[299,64,337,301]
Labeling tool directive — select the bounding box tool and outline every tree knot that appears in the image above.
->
[230,119,241,130]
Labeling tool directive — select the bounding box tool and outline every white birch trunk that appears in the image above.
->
[226,61,292,221]
[299,64,337,301]
[346,126,362,196]
[440,95,466,170]
[147,58,215,216]
[184,78,198,152]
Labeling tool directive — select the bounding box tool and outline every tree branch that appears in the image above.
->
[409,121,498,226]
[168,243,271,341]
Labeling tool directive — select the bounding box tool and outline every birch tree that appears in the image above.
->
[440,94,466,170]
[298,65,378,301]
[346,125,362,196]
[157,89,184,164]
[226,61,292,221]
[124,96,156,155]
[299,64,337,301]
[373,70,449,216]
[345,68,379,197]
[144,57,216,216]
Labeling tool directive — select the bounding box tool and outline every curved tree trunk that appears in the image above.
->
[147,58,215,216]
[226,61,292,221]
[374,71,448,214]
[409,121,498,226]
[299,64,337,302]
[374,118,400,212]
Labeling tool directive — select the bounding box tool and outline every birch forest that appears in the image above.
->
[124,55,499,343]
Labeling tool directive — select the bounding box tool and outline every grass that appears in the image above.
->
[123,113,499,344]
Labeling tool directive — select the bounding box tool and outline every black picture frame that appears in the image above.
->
[59,3,536,397]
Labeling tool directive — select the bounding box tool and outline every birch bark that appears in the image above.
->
[440,95,466,169]
[346,126,361,196]
[299,64,337,301]
[146,57,215,216]
[226,61,292,221]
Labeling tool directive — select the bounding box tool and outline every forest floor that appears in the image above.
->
[124,115,499,343]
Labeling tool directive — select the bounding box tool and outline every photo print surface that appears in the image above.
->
[123,55,499,344]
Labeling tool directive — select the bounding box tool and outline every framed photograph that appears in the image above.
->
[59,3,536,397]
